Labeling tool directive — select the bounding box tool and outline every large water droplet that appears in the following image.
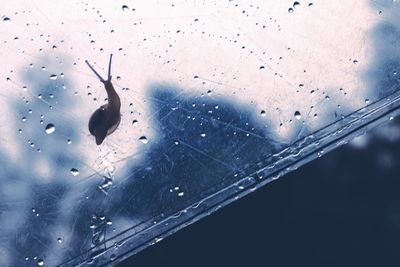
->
[45,123,55,134]
[139,136,148,144]
[294,111,301,120]
[70,168,79,176]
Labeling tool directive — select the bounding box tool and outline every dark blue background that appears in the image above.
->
[118,118,400,267]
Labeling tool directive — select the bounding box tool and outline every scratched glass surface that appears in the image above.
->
[1,0,400,266]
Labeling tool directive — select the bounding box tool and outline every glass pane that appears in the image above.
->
[1,0,399,265]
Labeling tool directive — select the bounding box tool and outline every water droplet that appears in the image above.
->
[260,110,266,117]
[122,5,129,11]
[70,168,79,176]
[57,237,63,243]
[139,136,148,144]
[37,259,44,266]
[106,218,113,225]
[293,1,300,8]
[193,75,199,80]
[178,192,184,197]
[45,123,55,134]
[22,117,27,122]
[49,74,57,80]
[200,133,206,137]
[2,17,11,22]
[132,120,138,126]
[365,98,370,104]
[288,8,294,13]
[294,111,301,120]
[259,65,265,70]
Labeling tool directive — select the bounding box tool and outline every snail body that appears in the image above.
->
[85,54,121,145]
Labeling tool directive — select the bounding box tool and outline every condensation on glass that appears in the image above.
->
[0,0,399,266]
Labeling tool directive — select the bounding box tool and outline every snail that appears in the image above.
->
[85,54,121,145]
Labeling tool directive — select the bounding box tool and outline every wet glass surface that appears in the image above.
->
[1,1,400,266]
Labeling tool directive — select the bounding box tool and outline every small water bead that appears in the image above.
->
[45,123,55,134]
[288,8,294,13]
[139,136,148,144]
[22,117,27,122]
[57,237,63,243]
[122,5,129,11]
[260,110,266,117]
[132,120,138,126]
[70,168,79,176]
[67,139,72,144]
[106,218,113,225]
[293,1,300,8]
[49,74,57,80]
[2,17,11,22]
[365,98,370,104]
[294,111,302,120]
[37,259,44,266]
[200,133,206,137]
